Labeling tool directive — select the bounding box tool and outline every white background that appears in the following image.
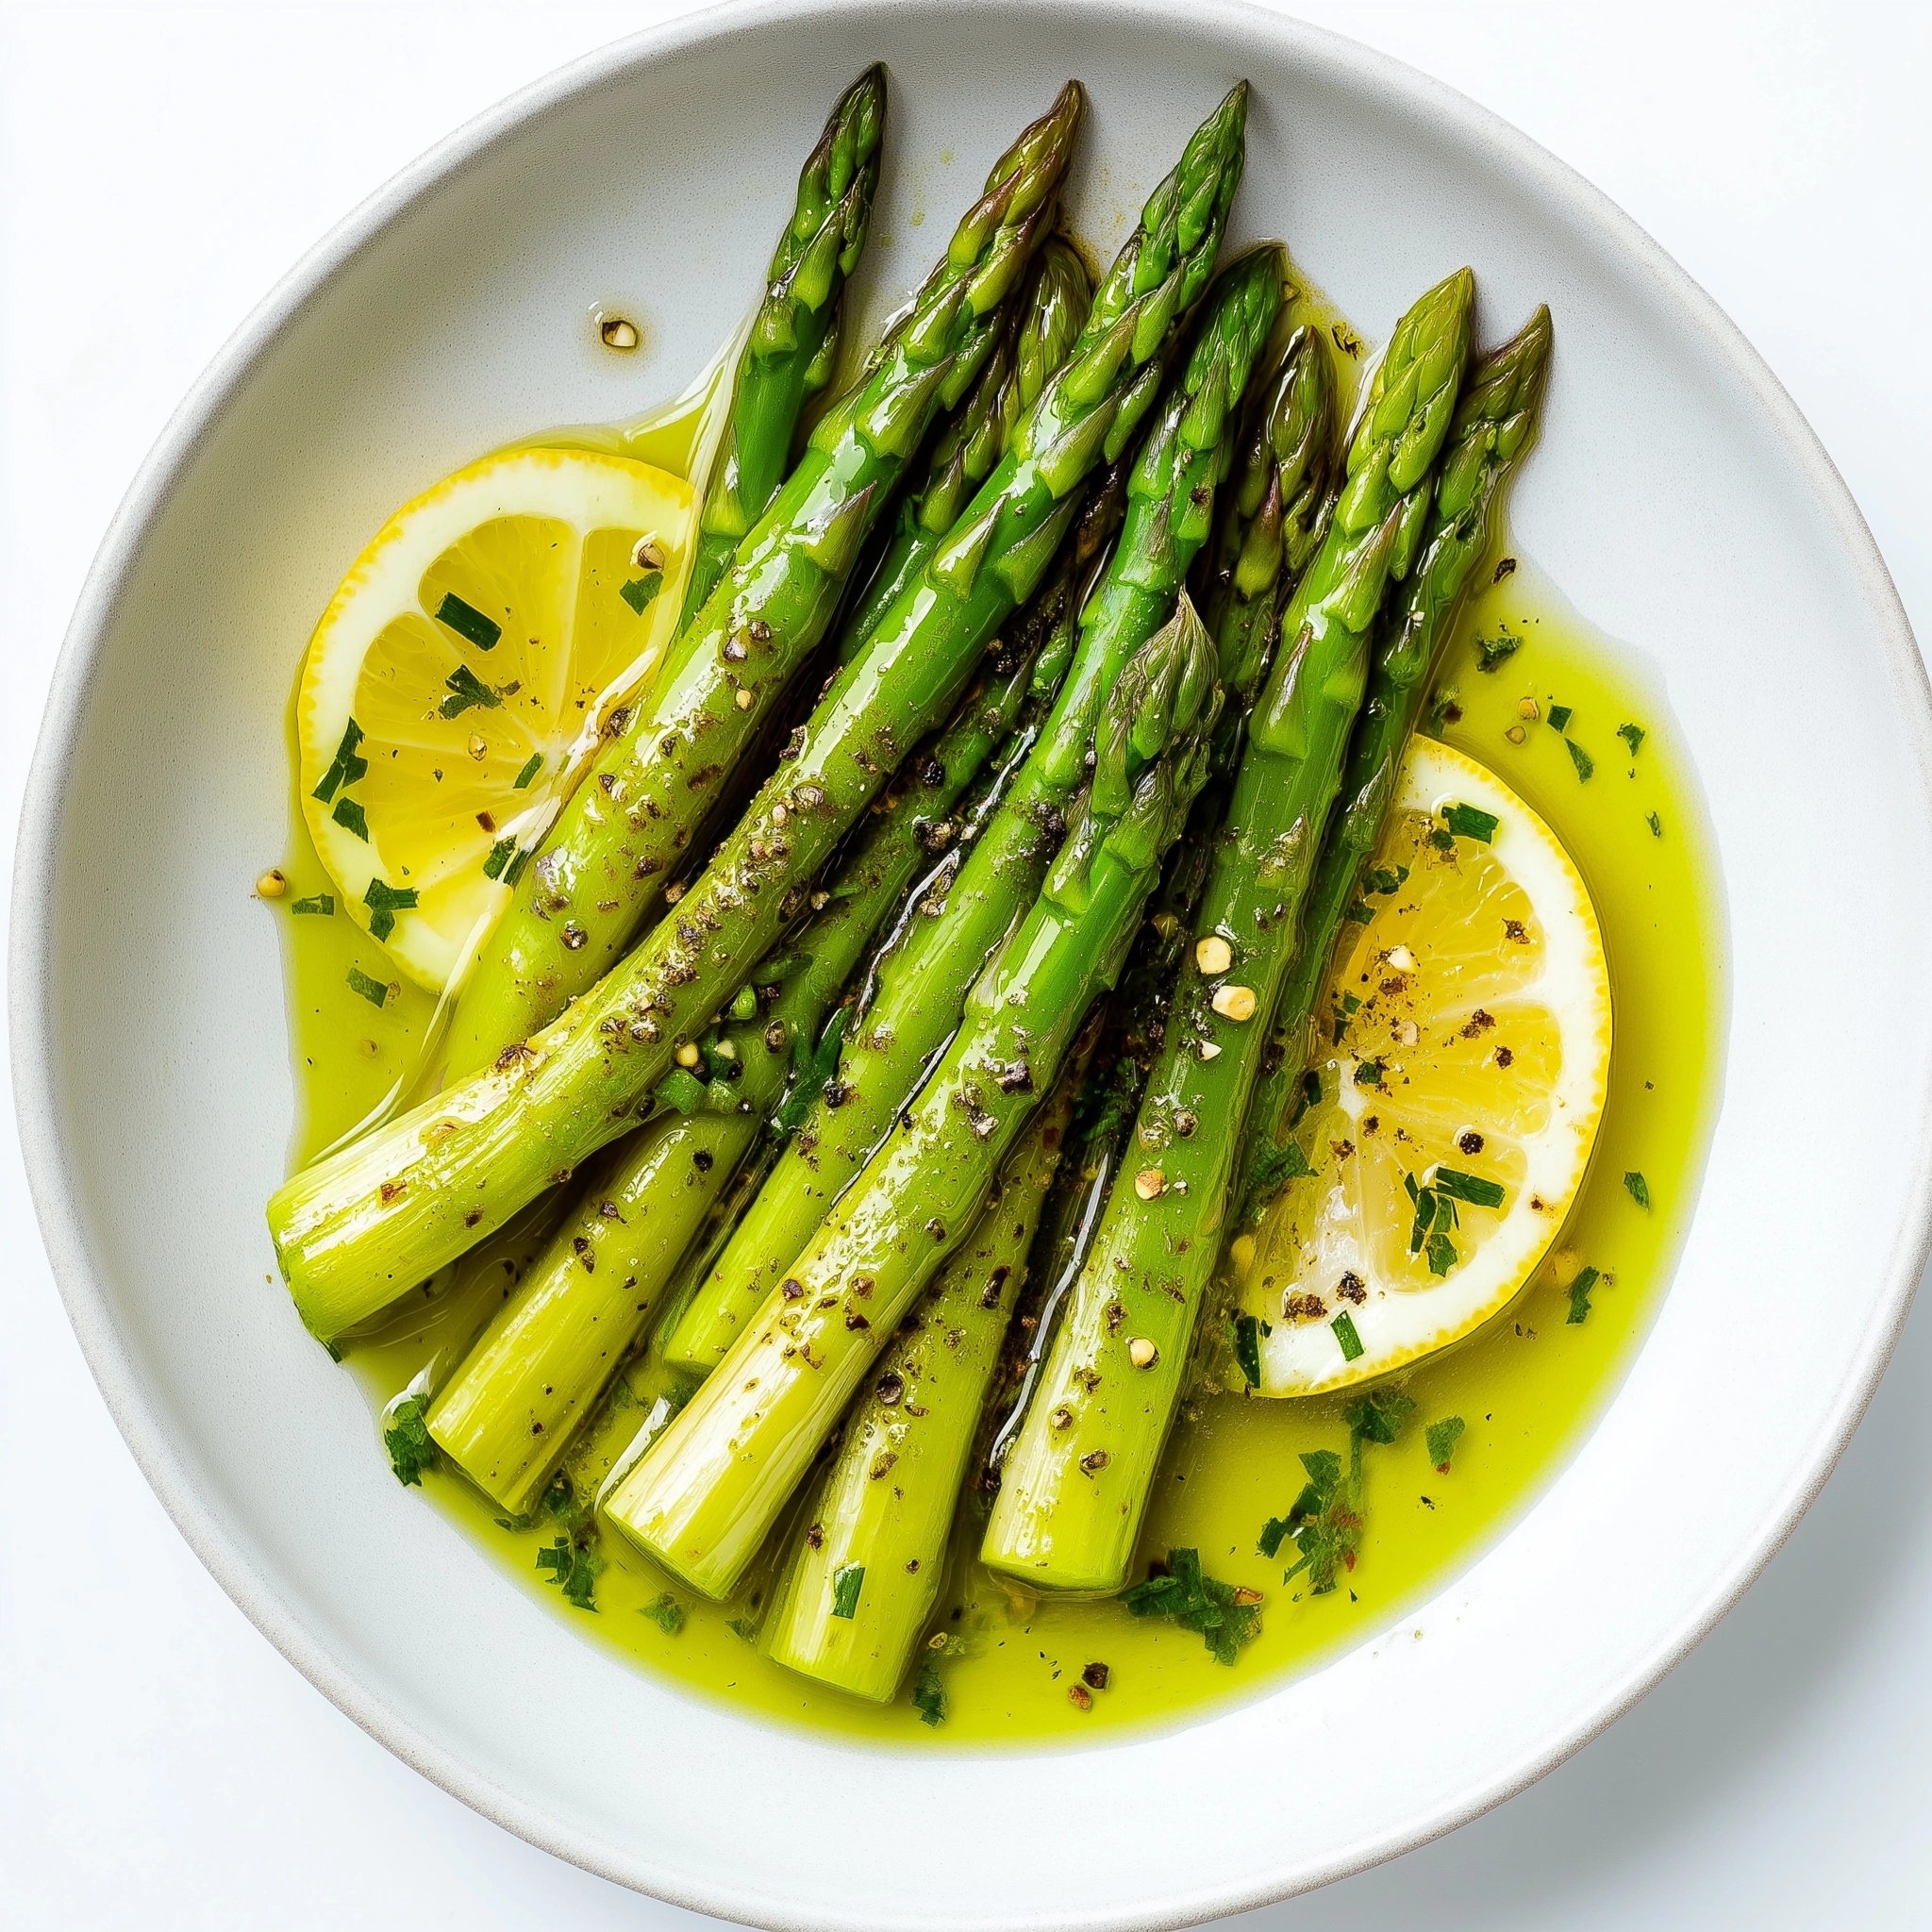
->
[3,1,1928,1924]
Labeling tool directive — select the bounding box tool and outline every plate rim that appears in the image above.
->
[11,0,1929,1923]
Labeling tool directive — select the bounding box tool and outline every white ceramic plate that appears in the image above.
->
[13,2,1929,1925]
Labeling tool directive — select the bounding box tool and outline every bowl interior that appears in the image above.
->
[16,3,1930,1926]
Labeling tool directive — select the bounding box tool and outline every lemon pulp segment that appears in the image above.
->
[296,448,693,989]
[1241,736,1611,1394]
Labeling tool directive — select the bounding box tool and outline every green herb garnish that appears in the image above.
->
[1331,1309,1364,1361]
[1230,1311,1270,1388]
[1345,901,1374,924]
[1547,703,1574,732]
[772,1008,850,1138]
[1474,631,1523,673]
[1442,802,1500,842]
[1343,1388,1415,1444]
[1354,1059,1383,1088]
[536,1535,601,1610]
[482,837,518,880]
[1431,1167,1506,1209]
[439,664,501,718]
[1425,1415,1466,1472]
[1624,1170,1651,1209]
[1565,739,1595,782]
[1247,1139,1312,1195]
[362,875,419,942]
[512,752,543,790]
[725,1616,758,1642]
[311,718,367,804]
[640,1592,685,1635]
[1647,810,1662,838]
[1341,992,1362,1016]
[1363,864,1409,896]
[382,1393,437,1486]
[434,591,502,652]
[620,570,664,616]
[1617,723,1645,756]
[913,1657,948,1726]
[346,965,390,1008]
[289,893,335,916]
[1123,1548,1262,1664]
[332,796,370,841]
[1565,1265,1601,1324]
[830,1562,865,1620]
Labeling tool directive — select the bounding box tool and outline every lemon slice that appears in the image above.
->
[297,447,693,990]
[1238,737,1611,1395]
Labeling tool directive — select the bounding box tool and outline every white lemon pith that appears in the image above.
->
[297,447,693,990]
[1240,737,1611,1395]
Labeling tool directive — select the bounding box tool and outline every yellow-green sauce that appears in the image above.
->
[272,293,1724,1747]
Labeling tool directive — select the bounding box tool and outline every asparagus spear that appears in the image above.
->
[269,87,1251,1343]
[678,67,888,628]
[661,244,1286,1374]
[601,598,1222,1599]
[1199,322,1339,715]
[424,644,1042,1515]
[835,235,1091,660]
[440,85,1083,1080]
[1237,307,1554,1227]
[763,1074,1074,1699]
[980,269,1475,1595]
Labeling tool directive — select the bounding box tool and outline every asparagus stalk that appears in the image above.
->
[602,600,1223,1598]
[1237,307,1553,1226]
[424,643,1041,1515]
[763,1074,1074,1699]
[980,269,1475,1595]
[269,87,1251,1343]
[440,85,1083,1080]
[835,236,1091,660]
[661,243,1286,1374]
[678,68,888,628]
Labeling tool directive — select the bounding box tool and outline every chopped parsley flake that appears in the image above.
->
[725,1616,758,1642]
[1566,1264,1601,1324]
[1354,1059,1383,1087]
[640,1592,685,1635]
[1547,703,1574,733]
[1341,992,1362,1016]
[1431,1166,1506,1210]
[1331,1309,1364,1360]
[773,1009,850,1138]
[913,1657,948,1726]
[1425,1415,1466,1473]
[1363,864,1409,896]
[346,965,390,1008]
[1262,1394,1417,1592]
[536,1535,601,1610]
[1475,631,1523,673]
[620,570,664,616]
[1428,826,1456,852]
[1247,1138,1313,1197]
[1345,900,1375,924]
[433,591,502,652]
[362,875,419,942]
[1565,739,1595,781]
[512,751,543,790]
[382,1393,436,1485]
[1123,1548,1261,1664]
[1647,810,1663,838]
[439,664,501,718]
[482,837,519,880]
[1624,1170,1651,1209]
[289,893,335,916]
[332,796,370,841]
[1443,802,1500,842]
[830,1562,865,1620]
[311,718,367,804]
[1230,1311,1270,1388]
[1617,723,1645,756]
